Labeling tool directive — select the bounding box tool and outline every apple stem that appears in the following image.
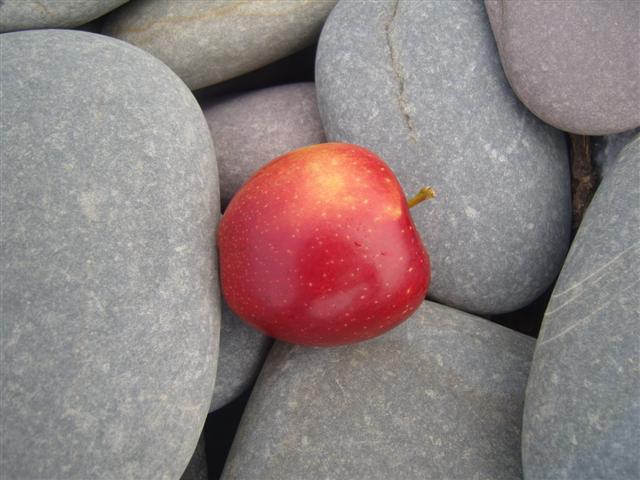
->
[407,187,437,209]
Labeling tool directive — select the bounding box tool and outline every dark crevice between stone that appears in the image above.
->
[489,281,556,338]
[426,284,554,339]
[193,44,317,103]
[73,14,107,33]
[204,381,256,480]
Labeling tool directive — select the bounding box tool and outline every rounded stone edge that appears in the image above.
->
[0,0,130,33]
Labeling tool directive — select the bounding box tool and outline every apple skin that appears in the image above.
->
[217,143,430,346]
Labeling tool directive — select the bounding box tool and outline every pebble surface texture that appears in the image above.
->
[485,0,640,135]
[103,0,337,90]
[222,301,534,480]
[203,82,326,208]
[0,0,129,32]
[210,302,272,412]
[523,136,640,480]
[316,0,571,315]
[0,30,220,479]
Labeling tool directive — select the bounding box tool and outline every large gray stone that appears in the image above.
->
[202,82,326,208]
[0,0,128,32]
[523,135,640,479]
[485,0,640,135]
[0,30,220,479]
[316,0,571,315]
[222,301,534,480]
[103,0,337,90]
[210,302,272,412]
[593,127,640,177]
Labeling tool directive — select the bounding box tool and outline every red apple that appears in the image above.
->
[217,143,431,346]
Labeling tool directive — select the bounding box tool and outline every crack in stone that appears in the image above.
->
[384,0,418,144]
